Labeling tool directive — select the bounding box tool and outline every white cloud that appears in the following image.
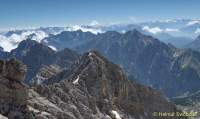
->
[0,35,18,52]
[66,25,103,34]
[165,28,179,32]
[0,26,103,52]
[163,19,177,23]
[0,30,48,52]
[143,26,180,34]
[186,20,200,26]
[195,28,200,34]
[31,31,48,42]
[142,26,163,34]
[90,20,100,26]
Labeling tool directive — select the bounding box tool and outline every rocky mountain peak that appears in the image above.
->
[71,50,128,94]
[9,39,55,65]
[125,29,142,36]
[83,50,111,63]
[14,39,38,50]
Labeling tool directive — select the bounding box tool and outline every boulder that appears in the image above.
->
[2,58,27,82]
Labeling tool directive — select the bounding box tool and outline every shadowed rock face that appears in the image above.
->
[28,51,185,119]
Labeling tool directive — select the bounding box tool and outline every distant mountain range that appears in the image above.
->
[1,19,200,51]
[1,29,200,99]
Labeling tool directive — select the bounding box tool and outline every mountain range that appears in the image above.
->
[1,22,200,118]
[1,29,200,98]
[36,30,200,98]
[1,19,200,52]
[0,51,186,119]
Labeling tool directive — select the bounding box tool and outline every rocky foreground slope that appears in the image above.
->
[0,51,186,119]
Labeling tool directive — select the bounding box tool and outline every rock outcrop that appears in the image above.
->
[0,58,27,82]
[0,59,28,119]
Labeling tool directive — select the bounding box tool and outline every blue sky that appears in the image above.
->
[0,0,200,29]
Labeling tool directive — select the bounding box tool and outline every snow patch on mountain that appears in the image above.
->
[48,45,57,51]
[111,110,121,119]
[0,114,7,119]
[73,76,80,85]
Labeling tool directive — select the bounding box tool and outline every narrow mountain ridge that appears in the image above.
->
[29,50,185,119]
